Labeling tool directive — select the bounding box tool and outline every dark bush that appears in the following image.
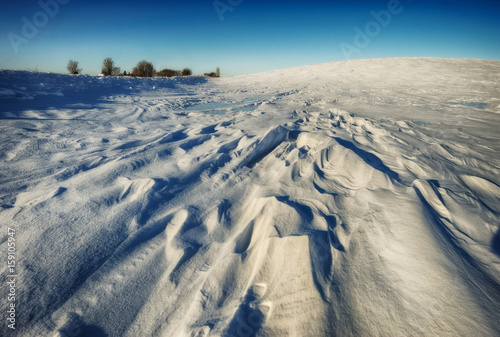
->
[204,67,220,78]
[67,60,81,75]
[132,60,155,77]
[157,69,180,77]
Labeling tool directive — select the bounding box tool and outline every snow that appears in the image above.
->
[1,57,500,336]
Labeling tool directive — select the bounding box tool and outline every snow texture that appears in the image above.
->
[1,58,500,336]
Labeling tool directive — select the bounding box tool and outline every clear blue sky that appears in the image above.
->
[1,0,499,76]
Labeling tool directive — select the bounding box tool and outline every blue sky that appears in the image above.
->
[1,0,499,76]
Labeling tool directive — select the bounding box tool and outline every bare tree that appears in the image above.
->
[132,60,155,77]
[182,68,192,76]
[67,60,81,75]
[102,58,120,76]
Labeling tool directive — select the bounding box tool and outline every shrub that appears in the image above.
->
[204,67,220,78]
[132,60,155,77]
[157,69,180,77]
[182,68,192,76]
[67,60,81,75]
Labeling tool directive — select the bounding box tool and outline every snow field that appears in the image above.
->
[1,58,499,336]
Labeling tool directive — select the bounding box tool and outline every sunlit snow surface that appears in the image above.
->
[1,58,500,337]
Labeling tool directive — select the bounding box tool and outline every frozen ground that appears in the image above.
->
[1,58,500,336]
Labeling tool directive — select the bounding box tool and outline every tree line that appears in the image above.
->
[66,58,220,78]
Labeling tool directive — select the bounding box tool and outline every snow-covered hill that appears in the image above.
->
[1,58,499,336]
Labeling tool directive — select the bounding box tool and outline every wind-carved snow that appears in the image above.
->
[0,58,499,336]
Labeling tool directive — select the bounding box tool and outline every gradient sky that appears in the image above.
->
[1,0,499,76]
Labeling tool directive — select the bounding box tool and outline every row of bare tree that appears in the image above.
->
[66,59,220,78]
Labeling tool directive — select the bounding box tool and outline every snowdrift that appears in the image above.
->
[1,58,500,336]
